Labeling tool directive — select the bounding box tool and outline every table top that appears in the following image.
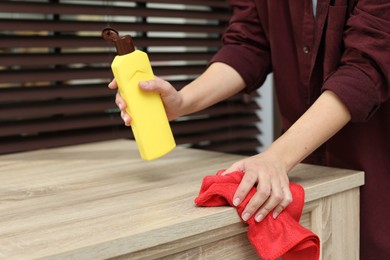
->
[0,140,364,259]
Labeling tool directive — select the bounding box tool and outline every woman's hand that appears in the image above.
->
[223,90,352,223]
[108,76,183,126]
[223,151,292,222]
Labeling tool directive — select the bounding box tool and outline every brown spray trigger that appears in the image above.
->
[101,27,135,55]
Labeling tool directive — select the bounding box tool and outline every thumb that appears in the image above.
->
[108,78,118,89]
[139,76,172,95]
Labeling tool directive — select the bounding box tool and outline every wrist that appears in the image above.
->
[177,87,196,117]
[262,141,298,174]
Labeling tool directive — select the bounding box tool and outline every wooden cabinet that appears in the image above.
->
[0,140,364,259]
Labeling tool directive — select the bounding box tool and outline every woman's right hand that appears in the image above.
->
[108,76,183,126]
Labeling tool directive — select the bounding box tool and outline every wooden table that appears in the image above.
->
[0,140,364,259]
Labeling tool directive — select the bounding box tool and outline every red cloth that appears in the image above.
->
[194,170,320,260]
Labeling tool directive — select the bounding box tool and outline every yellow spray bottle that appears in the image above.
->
[102,27,176,160]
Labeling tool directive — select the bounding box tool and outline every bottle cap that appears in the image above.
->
[102,27,135,55]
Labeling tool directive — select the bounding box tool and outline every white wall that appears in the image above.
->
[256,73,274,152]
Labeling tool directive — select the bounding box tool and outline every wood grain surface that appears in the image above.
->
[0,140,364,259]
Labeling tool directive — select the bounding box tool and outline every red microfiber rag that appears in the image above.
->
[194,170,320,260]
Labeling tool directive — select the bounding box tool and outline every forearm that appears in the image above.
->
[178,62,246,116]
[266,90,351,172]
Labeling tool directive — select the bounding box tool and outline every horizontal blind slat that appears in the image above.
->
[178,126,260,144]
[0,99,114,120]
[193,138,262,154]
[0,84,112,102]
[0,114,121,137]
[118,0,229,8]
[0,36,221,48]
[0,65,208,83]
[172,114,260,134]
[1,52,215,67]
[0,2,231,20]
[0,19,226,34]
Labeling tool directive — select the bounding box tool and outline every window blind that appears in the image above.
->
[0,0,262,155]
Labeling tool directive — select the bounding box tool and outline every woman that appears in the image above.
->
[109,0,389,258]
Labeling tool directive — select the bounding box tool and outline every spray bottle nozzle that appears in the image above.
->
[102,27,135,55]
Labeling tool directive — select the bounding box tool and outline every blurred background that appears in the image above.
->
[0,0,280,156]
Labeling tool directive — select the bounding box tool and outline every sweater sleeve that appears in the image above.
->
[322,0,390,122]
[210,0,272,93]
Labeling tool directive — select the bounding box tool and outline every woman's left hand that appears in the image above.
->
[223,151,293,222]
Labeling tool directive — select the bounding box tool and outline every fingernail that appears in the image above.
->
[233,197,240,206]
[242,212,250,221]
[273,211,279,219]
[255,214,264,222]
[118,102,122,110]
[123,115,130,124]
[139,81,148,89]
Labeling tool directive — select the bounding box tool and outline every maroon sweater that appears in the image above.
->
[211,0,390,258]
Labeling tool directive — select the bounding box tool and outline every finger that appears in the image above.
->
[253,185,283,222]
[222,161,243,176]
[254,181,292,222]
[115,92,126,111]
[232,170,258,211]
[139,77,174,97]
[108,79,118,89]
[272,186,293,219]
[120,111,131,126]
[139,79,160,92]
[240,180,271,221]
